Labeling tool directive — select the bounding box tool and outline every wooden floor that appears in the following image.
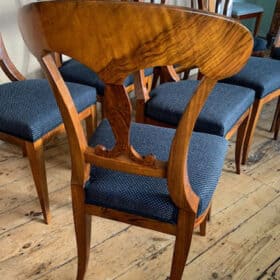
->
[0,101,279,280]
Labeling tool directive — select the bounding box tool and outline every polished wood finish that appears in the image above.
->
[0,33,96,224]
[18,1,252,279]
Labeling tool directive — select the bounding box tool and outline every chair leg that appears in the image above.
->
[199,206,211,236]
[22,145,27,157]
[274,109,280,140]
[25,140,50,224]
[207,205,211,222]
[170,210,196,280]
[242,100,263,164]
[85,105,97,142]
[199,217,207,237]
[235,109,251,174]
[270,96,280,134]
[72,185,92,280]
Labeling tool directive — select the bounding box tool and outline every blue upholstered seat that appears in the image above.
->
[59,59,105,96]
[145,80,254,137]
[232,2,263,17]
[59,59,153,95]
[86,120,228,224]
[0,79,96,141]
[222,57,280,99]
[253,37,267,52]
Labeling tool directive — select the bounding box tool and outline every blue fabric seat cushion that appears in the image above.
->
[222,57,280,99]
[253,37,267,52]
[0,79,96,142]
[59,59,105,96]
[59,59,153,95]
[145,80,254,137]
[232,3,263,17]
[86,119,228,224]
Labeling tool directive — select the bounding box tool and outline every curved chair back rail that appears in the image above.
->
[19,0,252,211]
[0,33,25,81]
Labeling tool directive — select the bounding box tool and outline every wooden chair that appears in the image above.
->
[192,0,280,165]
[136,0,254,175]
[18,1,252,279]
[135,67,254,174]
[231,1,263,37]
[0,33,97,224]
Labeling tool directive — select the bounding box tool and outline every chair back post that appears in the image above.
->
[41,53,90,185]
[197,0,232,15]
[18,0,253,212]
[0,33,25,81]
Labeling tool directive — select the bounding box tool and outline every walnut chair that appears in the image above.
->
[18,1,252,279]
[193,0,280,164]
[222,56,280,163]
[136,63,254,175]
[0,33,97,224]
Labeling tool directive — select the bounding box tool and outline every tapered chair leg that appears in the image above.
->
[72,185,92,280]
[235,109,251,174]
[199,217,207,237]
[170,210,196,280]
[199,206,211,236]
[85,105,97,142]
[242,100,263,164]
[270,97,280,134]
[25,139,50,224]
[22,146,27,157]
[274,110,280,140]
[207,205,211,222]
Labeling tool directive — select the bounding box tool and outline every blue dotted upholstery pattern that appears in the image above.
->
[59,59,153,95]
[0,79,96,141]
[222,57,280,99]
[232,2,263,17]
[85,120,228,224]
[253,37,267,52]
[145,80,254,136]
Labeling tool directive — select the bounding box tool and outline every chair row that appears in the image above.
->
[1,0,279,230]
[1,1,279,279]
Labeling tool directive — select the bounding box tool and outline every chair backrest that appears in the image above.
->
[0,33,25,82]
[192,0,233,15]
[18,0,252,211]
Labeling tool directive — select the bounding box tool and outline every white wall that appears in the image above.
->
[0,0,42,84]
